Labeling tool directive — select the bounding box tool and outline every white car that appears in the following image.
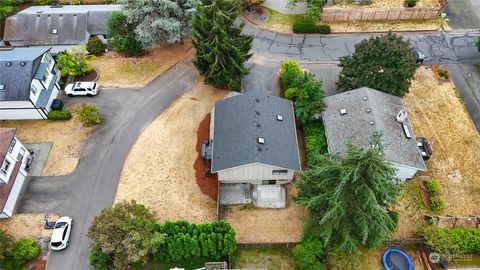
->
[50,216,73,251]
[65,82,100,97]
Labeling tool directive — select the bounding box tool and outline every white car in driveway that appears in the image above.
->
[50,216,73,251]
[65,82,100,97]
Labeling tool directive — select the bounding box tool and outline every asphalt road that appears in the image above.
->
[19,62,198,270]
[445,0,480,29]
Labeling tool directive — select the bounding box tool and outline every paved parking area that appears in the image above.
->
[25,143,51,176]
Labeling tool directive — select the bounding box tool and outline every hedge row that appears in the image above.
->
[152,220,236,263]
[293,21,331,34]
[303,121,328,167]
[421,226,480,255]
[48,110,72,120]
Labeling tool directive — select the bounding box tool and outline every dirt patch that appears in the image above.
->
[74,69,98,82]
[330,18,450,32]
[91,42,193,89]
[194,113,218,201]
[115,82,228,224]
[0,118,92,176]
[332,0,441,8]
[0,213,58,240]
[25,259,47,270]
[394,67,480,238]
[223,185,307,243]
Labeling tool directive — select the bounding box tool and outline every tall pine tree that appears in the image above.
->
[295,136,400,253]
[192,0,253,91]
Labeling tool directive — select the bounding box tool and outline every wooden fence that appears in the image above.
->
[321,0,447,22]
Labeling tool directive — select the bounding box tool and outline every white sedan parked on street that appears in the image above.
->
[65,82,100,97]
[50,216,73,251]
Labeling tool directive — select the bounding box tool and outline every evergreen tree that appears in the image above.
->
[192,0,253,91]
[295,136,400,253]
[336,33,417,97]
[107,11,144,56]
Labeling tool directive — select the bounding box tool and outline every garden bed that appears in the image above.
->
[74,68,98,82]
[194,113,218,201]
[231,246,295,269]
[330,0,441,9]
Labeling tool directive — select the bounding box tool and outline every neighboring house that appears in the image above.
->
[3,5,122,50]
[0,128,28,218]
[0,47,61,120]
[209,92,301,208]
[322,87,427,180]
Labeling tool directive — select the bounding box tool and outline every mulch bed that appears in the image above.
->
[242,6,268,25]
[24,259,46,270]
[74,69,98,82]
[194,113,218,201]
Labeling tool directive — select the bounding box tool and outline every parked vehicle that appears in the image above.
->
[50,216,73,251]
[65,82,100,97]
[415,50,425,64]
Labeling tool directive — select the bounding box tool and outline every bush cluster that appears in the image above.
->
[48,110,72,120]
[88,247,109,270]
[421,226,480,256]
[406,0,416,7]
[293,21,331,34]
[152,220,236,263]
[424,179,445,212]
[32,0,54,5]
[74,103,102,126]
[429,196,445,212]
[86,37,107,56]
[425,179,441,196]
[0,230,40,270]
[292,239,326,270]
[303,121,328,167]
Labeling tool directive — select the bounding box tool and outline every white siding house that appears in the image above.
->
[0,47,60,120]
[0,128,29,218]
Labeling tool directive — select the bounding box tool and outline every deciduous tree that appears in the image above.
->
[192,0,253,91]
[0,0,22,20]
[337,33,417,97]
[295,136,400,252]
[56,48,93,77]
[107,11,144,56]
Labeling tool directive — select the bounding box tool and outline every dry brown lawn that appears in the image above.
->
[223,185,306,243]
[91,42,193,89]
[0,117,92,176]
[0,213,58,240]
[332,0,441,8]
[330,18,450,32]
[115,82,228,224]
[393,67,480,238]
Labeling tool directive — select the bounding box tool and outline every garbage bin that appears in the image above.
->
[50,99,64,111]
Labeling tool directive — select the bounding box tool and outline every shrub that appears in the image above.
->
[429,196,445,212]
[32,0,54,4]
[425,179,441,196]
[86,37,107,56]
[406,0,416,7]
[420,226,480,256]
[12,239,39,262]
[317,24,331,34]
[388,211,400,229]
[56,48,93,77]
[279,60,302,91]
[304,121,328,167]
[293,21,318,33]
[477,36,480,52]
[89,247,109,270]
[74,103,102,126]
[48,110,72,120]
[284,88,300,101]
[104,0,117,3]
[0,229,16,261]
[292,239,326,270]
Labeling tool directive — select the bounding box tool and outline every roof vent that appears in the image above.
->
[402,124,412,138]
[369,121,375,125]
[366,108,371,113]
[20,62,25,66]
[6,62,11,67]
[256,123,261,127]
[258,137,265,144]
[396,110,407,123]
[277,115,283,121]
[257,147,262,151]
[255,111,260,115]
[36,11,43,13]
[50,5,63,8]
[0,85,5,91]
[363,96,368,101]
[340,108,347,115]
[255,97,260,103]
[52,29,58,34]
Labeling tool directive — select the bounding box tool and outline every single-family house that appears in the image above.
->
[3,5,122,51]
[0,47,61,120]
[0,128,29,218]
[322,87,427,180]
[209,92,301,208]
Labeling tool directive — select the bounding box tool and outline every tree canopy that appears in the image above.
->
[87,200,166,268]
[295,137,400,252]
[0,0,22,20]
[192,0,253,91]
[107,11,145,56]
[56,48,93,77]
[476,36,480,52]
[336,33,418,97]
[119,0,197,49]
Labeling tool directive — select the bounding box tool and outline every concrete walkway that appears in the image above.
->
[445,0,480,30]
[263,0,307,14]
[18,62,198,270]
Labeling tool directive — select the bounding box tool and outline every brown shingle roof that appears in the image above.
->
[0,161,21,217]
[0,128,16,164]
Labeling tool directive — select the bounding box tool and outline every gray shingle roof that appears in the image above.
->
[322,87,426,171]
[36,75,57,108]
[0,48,48,102]
[4,5,122,45]
[211,92,301,172]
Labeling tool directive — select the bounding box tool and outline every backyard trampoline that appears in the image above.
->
[383,248,413,270]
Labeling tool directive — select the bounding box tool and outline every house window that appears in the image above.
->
[42,69,50,82]
[272,170,288,175]
[1,160,12,176]
[17,148,26,162]
[8,138,16,153]
[31,85,38,95]
[262,180,277,185]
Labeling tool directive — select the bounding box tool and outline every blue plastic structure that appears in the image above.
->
[382,248,413,270]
